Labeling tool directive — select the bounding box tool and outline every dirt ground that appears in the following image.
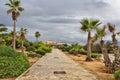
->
[66,53,114,80]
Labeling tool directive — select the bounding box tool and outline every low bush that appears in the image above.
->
[79,48,87,55]
[26,46,35,52]
[36,44,52,55]
[114,69,120,80]
[57,44,70,52]
[91,53,100,59]
[36,48,46,55]
[0,45,30,78]
[33,42,43,49]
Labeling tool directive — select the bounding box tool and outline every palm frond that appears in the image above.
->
[116,32,120,36]
[7,9,14,14]
[5,3,14,7]
[35,31,41,38]
[19,28,27,40]
[92,34,99,42]
[0,24,5,26]
[9,0,13,4]
[107,23,115,33]
[0,27,7,32]
[80,18,101,32]
[16,11,20,18]
[18,7,24,12]
[95,26,106,40]
[13,0,20,7]
[80,18,89,32]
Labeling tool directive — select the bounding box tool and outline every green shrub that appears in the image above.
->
[26,46,35,52]
[36,49,46,55]
[114,70,120,80]
[0,45,19,57]
[36,44,52,55]
[79,48,87,55]
[41,46,52,53]
[0,45,30,78]
[33,42,43,49]
[91,53,100,59]
[57,44,71,52]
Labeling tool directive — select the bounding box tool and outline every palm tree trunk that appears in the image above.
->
[112,34,120,71]
[86,32,93,61]
[13,20,16,50]
[21,40,24,53]
[100,40,114,73]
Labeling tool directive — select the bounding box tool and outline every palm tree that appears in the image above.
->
[19,28,27,53]
[107,23,120,71]
[35,31,41,42]
[0,24,7,45]
[93,26,113,73]
[0,24,7,33]
[80,18,101,61]
[5,0,24,49]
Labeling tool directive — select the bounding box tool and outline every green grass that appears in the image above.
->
[0,45,30,78]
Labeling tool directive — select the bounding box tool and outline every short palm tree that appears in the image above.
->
[5,0,24,49]
[19,28,27,53]
[80,18,101,61]
[35,31,41,42]
[107,23,120,71]
[94,26,114,73]
[0,24,7,45]
[0,24,7,33]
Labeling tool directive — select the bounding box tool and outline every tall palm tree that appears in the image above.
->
[0,24,7,45]
[80,18,101,61]
[93,26,113,73]
[19,28,27,53]
[35,31,41,42]
[5,0,24,49]
[107,23,120,71]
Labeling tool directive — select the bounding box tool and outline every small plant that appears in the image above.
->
[79,48,87,55]
[36,49,46,55]
[114,69,120,80]
[91,53,100,59]
[26,46,35,52]
[35,43,52,55]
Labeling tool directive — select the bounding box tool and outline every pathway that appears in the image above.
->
[16,48,102,80]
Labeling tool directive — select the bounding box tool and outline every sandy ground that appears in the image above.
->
[66,53,114,80]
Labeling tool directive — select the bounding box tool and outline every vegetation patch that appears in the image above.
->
[0,45,30,78]
[33,42,52,55]
[114,69,120,80]
[91,53,101,59]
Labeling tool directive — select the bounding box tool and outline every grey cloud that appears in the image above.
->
[0,0,120,44]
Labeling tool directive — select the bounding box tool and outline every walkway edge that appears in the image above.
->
[15,55,47,80]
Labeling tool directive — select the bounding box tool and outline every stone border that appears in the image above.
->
[15,54,48,80]
[15,68,30,80]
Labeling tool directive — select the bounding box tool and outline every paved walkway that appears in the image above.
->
[16,48,102,80]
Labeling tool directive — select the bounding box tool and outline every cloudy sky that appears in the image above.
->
[0,0,120,44]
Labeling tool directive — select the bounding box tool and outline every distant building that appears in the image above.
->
[42,40,65,46]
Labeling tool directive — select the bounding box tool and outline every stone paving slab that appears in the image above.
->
[16,48,103,80]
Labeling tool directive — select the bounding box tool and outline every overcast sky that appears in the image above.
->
[0,0,120,44]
